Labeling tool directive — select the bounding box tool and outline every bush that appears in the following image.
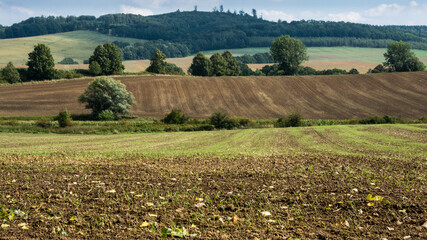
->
[78,76,136,117]
[276,112,303,127]
[349,68,359,74]
[54,70,83,79]
[162,109,189,124]
[57,109,73,127]
[89,61,102,76]
[35,119,52,128]
[58,57,78,65]
[97,110,116,121]
[2,62,21,83]
[209,111,233,129]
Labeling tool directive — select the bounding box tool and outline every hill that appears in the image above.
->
[0,72,426,119]
[1,11,426,53]
[0,31,146,65]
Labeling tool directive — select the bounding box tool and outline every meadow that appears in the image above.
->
[0,31,146,65]
[0,124,426,239]
[1,31,426,73]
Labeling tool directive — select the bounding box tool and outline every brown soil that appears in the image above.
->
[0,154,425,239]
[0,72,426,119]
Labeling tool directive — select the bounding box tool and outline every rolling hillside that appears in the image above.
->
[0,31,146,65]
[0,72,426,119]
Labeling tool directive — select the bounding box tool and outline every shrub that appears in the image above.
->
[277,112,303,127]
[58,57,78,65]
[78,76,136,117]
[89,61,102,76]
[97,110,116,121]
[209,111,235,129]
[349,68,359,74]
[162,109,189,124]
[57,109,73,127]
[35,119,52,128]
[2,62,21,83]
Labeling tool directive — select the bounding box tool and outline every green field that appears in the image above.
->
[0,31,146,65]
[1,124,426,239]
[1,31,426,68]
[204,47,427,63]
[1,124,425,159]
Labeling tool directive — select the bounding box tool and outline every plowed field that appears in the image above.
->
[0,72,426,119]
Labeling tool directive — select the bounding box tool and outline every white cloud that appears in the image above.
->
[327,11,363,22]
[131,0,168,9]
[410,1,419,7]
[120,5,153,16]
[11,6,34,16]
[364,3,404,17]
[259,9,295,22]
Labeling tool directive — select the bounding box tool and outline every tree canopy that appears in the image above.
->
[270,35,308,75]
[26,44,55,80]
[146,49,167,74]
[1,62,21,83]
[188,52,212,76]
[384,41,425,72]
[78,76,136,117]
[89,43,124,75]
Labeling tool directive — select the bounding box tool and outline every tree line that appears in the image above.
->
[1,11,426,53]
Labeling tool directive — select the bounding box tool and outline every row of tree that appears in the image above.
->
[1,12,426,52]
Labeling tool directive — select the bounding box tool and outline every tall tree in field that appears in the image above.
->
[270,35,308,75]
[188,52,212,76]
[222,51,240,76]
[2,62,21,83]
[384,41,425,72]
[146,49,167,74]
[27,43,55,80]
[210,53,227,76]
[89,43,124,75]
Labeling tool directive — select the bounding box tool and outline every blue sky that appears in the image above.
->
[0,0,426,26]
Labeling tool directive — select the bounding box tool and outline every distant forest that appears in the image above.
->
[1,11,426,58]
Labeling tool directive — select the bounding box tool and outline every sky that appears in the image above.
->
[0,0,426,26]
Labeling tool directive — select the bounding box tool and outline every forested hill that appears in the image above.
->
[1,11,426,51]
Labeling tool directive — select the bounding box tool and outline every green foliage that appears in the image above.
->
[54,69,83,79]
[57,109,73,127]
[189,52,212,76]
[235,52,273,64]
[115,40,191,60]
[89,43,124,75]
[369,64,388,73]
[222,51,240,76]
[165,63,184,75]
[97,110,116,121]
[146,49,167,74]
[26,43,55,80]
[208,111,239,129]
[162,109,189,124]
[89,61,102,76]
[384,41,425,72]
[349,68,359,74]
[58,57,78,64]
[210,53,227,76]
[270,35,309,75]
[277,112,303,127]
[358,115,403,124]
[78,76,136,117]
[238,62,254,76]
[1,62,21,83]
[35,118,52,128]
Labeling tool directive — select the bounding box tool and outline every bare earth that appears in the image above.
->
[0,72,426,119]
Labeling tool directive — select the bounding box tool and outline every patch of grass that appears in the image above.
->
[0,31,147,65]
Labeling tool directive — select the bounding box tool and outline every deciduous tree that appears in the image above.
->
[384,41,425,72]
[146,49,167,74]
[2,62,21,83]
[78,76,135,118]
[89,43,124,75]
[27,43,55,80]
[188,52,212,76]
[270,35,308,75]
